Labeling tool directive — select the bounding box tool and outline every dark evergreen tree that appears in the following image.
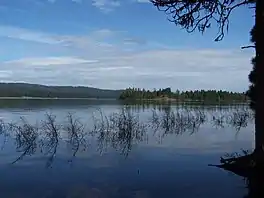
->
[246,25,256,111]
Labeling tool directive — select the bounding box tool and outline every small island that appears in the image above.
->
[119,87,249,103]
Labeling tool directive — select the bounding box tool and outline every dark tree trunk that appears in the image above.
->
[211,3,264,197]
[247,174,264,198]
[254,0,264,156]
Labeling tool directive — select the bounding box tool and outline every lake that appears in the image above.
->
[0,99,254,198]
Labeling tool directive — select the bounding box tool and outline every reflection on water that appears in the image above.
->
[0,102,255,198]
[0,105,254,163]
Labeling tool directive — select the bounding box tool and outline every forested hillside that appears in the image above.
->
[0,83,122,99]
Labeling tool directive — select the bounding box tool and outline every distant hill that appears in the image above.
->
[0,83,123,99]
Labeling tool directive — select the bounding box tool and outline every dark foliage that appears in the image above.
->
[246,25,256,110]
[120,87,248,102]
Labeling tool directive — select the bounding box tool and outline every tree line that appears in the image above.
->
[119,87,249,102]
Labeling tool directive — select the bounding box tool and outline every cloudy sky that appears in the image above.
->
[0,0,255,91]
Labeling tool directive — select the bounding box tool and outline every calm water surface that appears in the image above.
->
[0,100,254,198]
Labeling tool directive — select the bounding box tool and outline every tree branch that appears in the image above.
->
[241,45,256,49]
[151,0,255,41]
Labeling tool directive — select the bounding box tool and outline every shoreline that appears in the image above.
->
[120,98,250,103]
[0,97,118,100]
[0,97,250,104]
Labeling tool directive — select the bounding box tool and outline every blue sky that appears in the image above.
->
[0,0,255,91]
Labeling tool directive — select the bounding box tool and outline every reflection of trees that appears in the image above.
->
[152,107,253,138]
[92,108,147,157]
[64,113,87,163]
[110,109,147,156]
[226,109,253,132]
[10,118,38,164]
[151,108,207,139]
[211,108,254,131]
[39,114,61,168]
[0,106,254,168]
[0,119,9,150]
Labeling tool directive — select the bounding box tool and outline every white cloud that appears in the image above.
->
[0,26,253,91]
[0,26,62,44]
[123,38,147,45]
[4,57,98,66]
[46,0,82,3]
[0,25,144,52]
[91,0,121,12]
[72,0,82,3]
[0,49,253,91]
[136,0,151,3]
[0,26,121,57]
[34,0,122,11]
[0,71,13,78]
[90,28,118,40]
